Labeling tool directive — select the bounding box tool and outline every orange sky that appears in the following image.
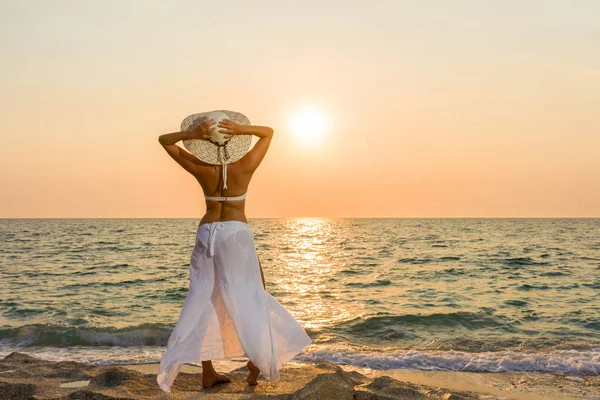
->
[1,1,598,217]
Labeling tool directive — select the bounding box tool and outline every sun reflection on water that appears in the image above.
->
[267,218,358,330]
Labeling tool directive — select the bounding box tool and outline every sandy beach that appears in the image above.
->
[1,351,598,399]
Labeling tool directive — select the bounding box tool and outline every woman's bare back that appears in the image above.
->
[158,117,275,227]
[195,161,254,226]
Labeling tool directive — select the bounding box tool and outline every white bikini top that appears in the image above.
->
[204,192,247,202]
[203,163,247,202]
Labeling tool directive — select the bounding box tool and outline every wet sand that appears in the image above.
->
[1,351,598,399]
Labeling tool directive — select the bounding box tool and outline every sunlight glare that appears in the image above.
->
[288,107,330,145]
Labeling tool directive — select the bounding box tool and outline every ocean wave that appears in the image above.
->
[503,257,549,267]
[345,279,392,288]
[0,323,174,347]
[337,311,515,334]
[296,348,600,375]
[1,344,599,377]
[396,258,433,264]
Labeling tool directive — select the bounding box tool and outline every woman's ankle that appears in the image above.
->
[202,361,216,375]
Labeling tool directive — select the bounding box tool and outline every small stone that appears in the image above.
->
[566,376,585,383]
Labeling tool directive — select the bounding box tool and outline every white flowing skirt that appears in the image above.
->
[156,221,312,393]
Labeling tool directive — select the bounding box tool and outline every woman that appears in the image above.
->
[155,111,311,393]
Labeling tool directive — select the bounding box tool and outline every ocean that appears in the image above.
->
[1,218,599,375]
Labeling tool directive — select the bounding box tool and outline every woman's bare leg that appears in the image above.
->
[244,253,265,385]
[202,256,265,387]
[201,360,231,389]
[246,360,260,385]
[257,254,266,290]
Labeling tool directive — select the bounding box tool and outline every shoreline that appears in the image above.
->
[1,351,598,399]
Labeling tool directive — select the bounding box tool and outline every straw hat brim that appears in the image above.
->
[181,110,252,165]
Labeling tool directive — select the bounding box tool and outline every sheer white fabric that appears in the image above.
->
[156,221,312,393]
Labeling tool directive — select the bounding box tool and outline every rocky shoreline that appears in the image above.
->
[1,351,598,399]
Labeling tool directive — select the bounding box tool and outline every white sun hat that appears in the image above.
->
[181,110,252,189]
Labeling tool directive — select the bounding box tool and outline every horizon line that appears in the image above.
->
[1,216,599,220]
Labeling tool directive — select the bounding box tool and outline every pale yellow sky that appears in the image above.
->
[1,1,598,217]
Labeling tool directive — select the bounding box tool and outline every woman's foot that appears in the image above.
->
[202,372,231,389]
[246,360,260,385]
[201,361,231,389]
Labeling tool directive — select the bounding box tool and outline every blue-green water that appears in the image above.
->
[1,218,599,374]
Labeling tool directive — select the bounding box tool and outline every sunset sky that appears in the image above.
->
[1,1,598,218]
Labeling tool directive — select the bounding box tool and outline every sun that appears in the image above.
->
[288,107,330,145]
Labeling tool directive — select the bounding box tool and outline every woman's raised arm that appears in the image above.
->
[217,120,274,173]
[158,119,216,173]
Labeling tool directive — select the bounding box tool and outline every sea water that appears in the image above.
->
[1,218,599,375]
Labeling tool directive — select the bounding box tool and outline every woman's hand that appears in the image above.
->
[190,118,217,140]
[217,119,244,138]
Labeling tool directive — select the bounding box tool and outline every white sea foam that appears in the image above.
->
[295,348,600,375]
[2,346,599,376]
[0,346,166,366]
